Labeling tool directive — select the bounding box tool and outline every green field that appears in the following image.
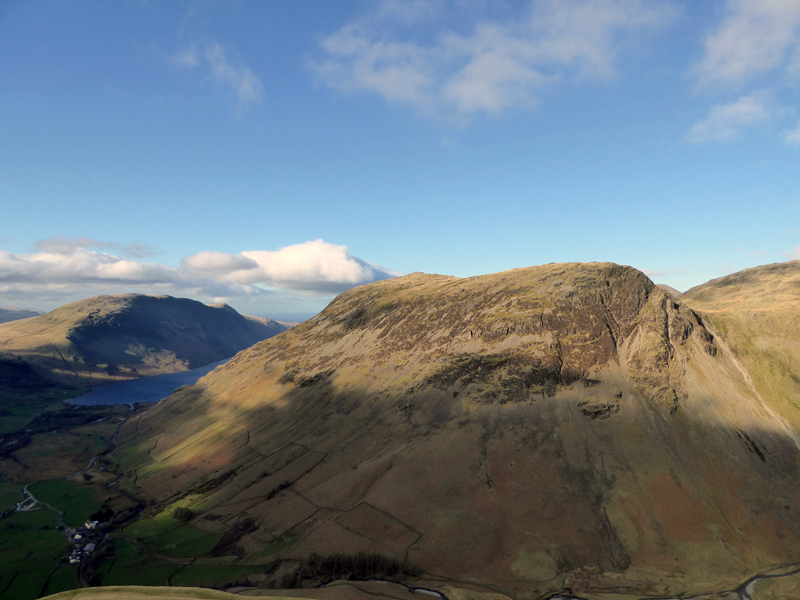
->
[0,401,60,435]
[123,511,222,559]
[0,481,24,512]
[0,387,84,436]
[0,510,68,600]
[139,524,221,558]
[29,479,104,528]
[100,538,180,587]
[169,564,264,587]
[40,564,80,598]
[122,511,180,538]
[0,565,56,600]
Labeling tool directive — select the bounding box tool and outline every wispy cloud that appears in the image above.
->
[783,246,800,260]
[783,118,800,145]
[310,0,675,122]
[35,236,159,259]
[0,240,400,314]
[686,92,771,143]
[170,41,263,110]
[688,0,800,145]
[692,0,800,90]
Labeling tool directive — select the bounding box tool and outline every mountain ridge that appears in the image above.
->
[0,306,44,324]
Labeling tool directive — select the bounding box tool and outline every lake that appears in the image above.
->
[66,359,230,406]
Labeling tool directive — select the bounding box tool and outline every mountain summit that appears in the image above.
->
[119,263,800,598]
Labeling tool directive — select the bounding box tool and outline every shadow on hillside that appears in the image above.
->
[116,368,800,597]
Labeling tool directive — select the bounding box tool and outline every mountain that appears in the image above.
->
[116,263,800,599]
[0,306,44,324]
[0,294,291,387]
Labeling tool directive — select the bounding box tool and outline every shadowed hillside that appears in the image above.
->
[0,294,290,387]
[114,263,800,599]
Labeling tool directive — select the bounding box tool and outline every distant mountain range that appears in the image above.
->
[0,294,291,389]
[0,306,44,324]
[111,260,800,599]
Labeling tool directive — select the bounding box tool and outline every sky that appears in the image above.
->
[1,0,799,320]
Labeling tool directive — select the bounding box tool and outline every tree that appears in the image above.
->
[173,507,193,522]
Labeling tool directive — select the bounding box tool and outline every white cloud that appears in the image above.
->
[686,92,771,143]
[0,240,401,315]
[311,0,674,121]
[181,251,259,273]
[692,0,800,89]
[170,41,263,109]
[784,246,800,259]
[783,118,800,145]
[183,240,402,294]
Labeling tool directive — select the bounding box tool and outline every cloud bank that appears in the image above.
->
[310,0,674,122]
[0,239,401,316]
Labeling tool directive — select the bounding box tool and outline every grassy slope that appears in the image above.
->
[683,260,800,429]
[41,587,264,599]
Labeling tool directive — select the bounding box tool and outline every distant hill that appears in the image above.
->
[0,306,44,324]
[683,260,800,429]
[0,294,290,387]
[115,262,800,598]
[655,283,683,297]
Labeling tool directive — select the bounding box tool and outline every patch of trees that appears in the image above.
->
[280,552,421,588]
[0,433,31,459]
[24,406,110,435]
[0,358,52,391]
[173,507,194,522]
[177,470,236,499]
[267,480,292,499]
[90,508,114,523]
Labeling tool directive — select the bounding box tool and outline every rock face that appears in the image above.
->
[0,294,290,387]
[120,263,800,598]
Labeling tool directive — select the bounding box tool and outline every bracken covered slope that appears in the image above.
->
[120,263,800,599]
[0,294,289,386]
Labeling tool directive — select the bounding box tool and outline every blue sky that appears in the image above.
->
[1,0,799,320]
